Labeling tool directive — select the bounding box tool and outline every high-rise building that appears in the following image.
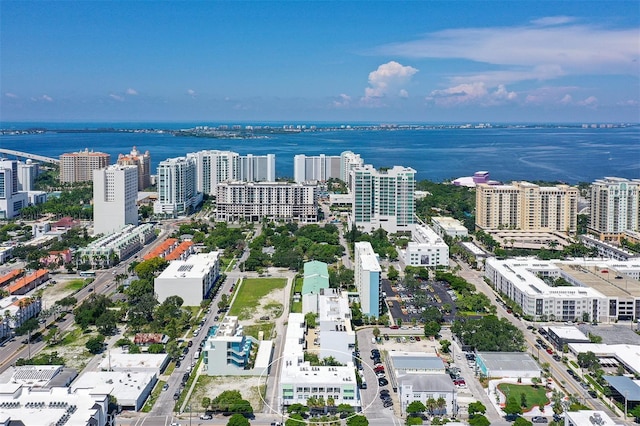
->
[354,241,382,318]
[17,160,38,192]
[236,154,275,182]
[475,181,579,233]
[93,165,138,235]
[59,149,110,183]
[116,146,151,191]
[153,156,202,217]
[188,150,238,195]
[215,181,317,223]
[589,177,640,242]
[340,151,364,187]
[293,154,341,183]
[351,165,416,234]
[0,159,28,219]
[186,150,277,196]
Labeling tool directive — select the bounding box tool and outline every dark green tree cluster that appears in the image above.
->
[436,271,494,314]
[202,222,247,257]
[328,265,354,289]
[353,227,398,260]
[86,334,106,354]
[20,185,94,220]
[244,222,343,271]
[414,180,475,230]
[73,294,118,332]
[452,315,525,352]
[206,390,253,415]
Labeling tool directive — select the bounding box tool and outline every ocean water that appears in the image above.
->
[1,123,638,183]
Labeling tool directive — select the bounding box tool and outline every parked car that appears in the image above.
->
[199,414,212,420]
[532,416,548,423]
[389,325,399,329]
[378,378,388,386]
[162,383,169,391]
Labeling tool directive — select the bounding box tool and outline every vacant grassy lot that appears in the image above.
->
[229,278,286,320]
[497,383,549,411]
[65,279,86,291]
[243,323,275,340]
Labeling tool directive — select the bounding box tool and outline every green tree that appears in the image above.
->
[85,335,106,354]
[468,415,490,426]
[285,413,305,426]
[14,317,39,336]
[201,396,211,410]
[337,403,355,417]
[147,343,165,354]
[226,413,250,426]
[166,340,181,360]
[439,339,451,354]
[468,401,486,416]
[577,351,599,370]
[387,265,399,281]
[406,400,426,416]
[346,414,369,426]
[504,396,523,416]
[513,418,532,426]
[305,312,318,329]
[372,327,380,339]
[520,392,527,408]
[287,403,309,416]
[423,321,441,337]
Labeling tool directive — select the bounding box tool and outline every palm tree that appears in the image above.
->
[436,397,447,415]
[426,397,436,415]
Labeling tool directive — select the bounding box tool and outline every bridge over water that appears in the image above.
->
[0,149,59,165]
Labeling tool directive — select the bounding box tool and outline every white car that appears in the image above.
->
[200,414,212,420]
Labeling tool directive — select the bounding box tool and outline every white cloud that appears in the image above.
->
[428,82,487,106]
[578,96,598,108]
[126,88,138,95]
[109,94,124,101]
[618,99,639,106]
[374,18,639,78]
[530,16,576,27]
[41,95,53,102]
[4,92,18,99]
[560,94,573,104]
[332,94,352,107]
[491,84,517,101]
[362,61,418,103]
[187,89,196,97]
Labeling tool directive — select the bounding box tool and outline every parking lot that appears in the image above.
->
[383,278,458,325]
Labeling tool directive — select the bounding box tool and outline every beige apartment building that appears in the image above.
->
[476,181,578,233]
[117,146,151,190]
[60,149,110,183]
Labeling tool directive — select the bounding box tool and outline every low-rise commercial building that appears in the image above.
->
[564,410,623,426]
[279,313,360,410]
[404,224,449,268]
[317,290,355,365]
[431,217,469,239]
[580,235,640,261]
[0,384,110,425]
[546,326,591,350]
[475,352,541,379]
[73,370,155,411]
[154,252,220,306]
[8,270,48,295]
[388,352,456,416]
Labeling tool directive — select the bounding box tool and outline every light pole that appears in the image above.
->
[187,404,192,426]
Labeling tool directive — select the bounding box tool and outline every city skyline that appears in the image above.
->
[1,1,638,123]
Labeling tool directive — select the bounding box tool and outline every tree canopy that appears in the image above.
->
[452,315,525,352]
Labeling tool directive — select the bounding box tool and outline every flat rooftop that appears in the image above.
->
[565,410,622,426]
[476,352,541,374]
[389,351,445,371]
[558,263,640,298]
[548,326,589,341]
[157,251,220,279]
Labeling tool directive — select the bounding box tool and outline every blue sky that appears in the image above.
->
[1,1,638,123]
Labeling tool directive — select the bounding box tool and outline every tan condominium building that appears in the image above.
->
[589,177,640,242]
[476,181,578,233]
[60,149,110,183]
[117,146,151,191]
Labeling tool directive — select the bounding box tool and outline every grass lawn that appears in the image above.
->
[142,380,165,412]
[65,279,86,291]
[293,277,303,293]
[290,300,302,313]
[497,383,549,411]
[243,323,275,340]
[164,361,176,376]
[59,328,83,346]
[228,278,286,320]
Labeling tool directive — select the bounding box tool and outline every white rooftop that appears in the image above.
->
[0,384,108,426]
[157,251,220,279]
[548,326,590,341]
[460,241,485,256]
[72,370,155,408]
[564,410,622,426]
[412,224,447,247]
[254,340,273,372]
[97,353,168,374]
[568,343,640,376]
